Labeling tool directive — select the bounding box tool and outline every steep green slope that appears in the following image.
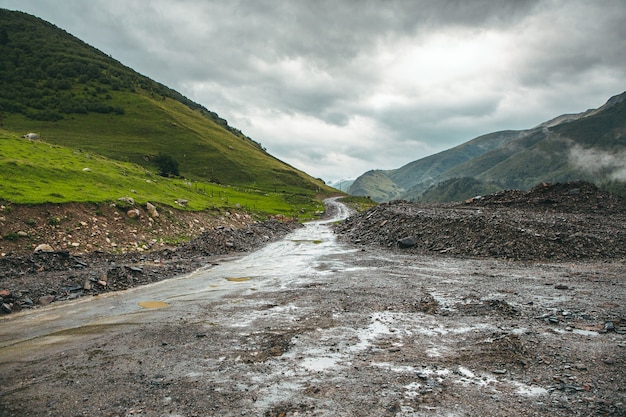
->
[348,170,404,202]
[446,96,626,189]
[413,177,502,203]
[0,130,324,217]
[0,9,334,196]
[350,129,526,202]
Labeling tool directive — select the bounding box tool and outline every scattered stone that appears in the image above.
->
[34,242,48,254]
[22,132,40,140]
[117,197,135,206]
[603,358,615,365]
[176,199,189,207]
[127,209,141,219]
[0,202,301,313]
[1,303,12,313]
[335,181,626,261]
[493,369,507,375]
[603,321,616,332]
[146,202,159,218]
[38,295,55,306]
[554,284,569,290]
[17,231,28,237]
[397,237,415,248]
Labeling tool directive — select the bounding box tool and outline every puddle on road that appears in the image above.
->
[226,277,252,282]
[291,239,323,244]
[138,301,169,309]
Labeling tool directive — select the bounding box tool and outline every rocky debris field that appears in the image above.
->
[1,223,625,416]
[335,181,626,261]
[0,189,624,416]
[0,216,301,314]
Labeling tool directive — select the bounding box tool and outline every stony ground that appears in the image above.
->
[0,201,301,313]
[335,181,626,261]
[0,183,624,416]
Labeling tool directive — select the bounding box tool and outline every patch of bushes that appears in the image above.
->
[3,232,20,241]
[153,153,180,177]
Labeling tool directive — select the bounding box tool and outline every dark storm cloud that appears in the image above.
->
[1,0,624,181]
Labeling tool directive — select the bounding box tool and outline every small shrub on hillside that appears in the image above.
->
[153,153,180,177]
[3,232,20,241]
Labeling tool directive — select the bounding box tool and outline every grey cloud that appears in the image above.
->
[1,0,624,181]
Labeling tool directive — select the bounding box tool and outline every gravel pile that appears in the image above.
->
[335,181,626,261]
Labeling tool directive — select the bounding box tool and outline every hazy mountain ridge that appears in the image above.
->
[350,91,626,202]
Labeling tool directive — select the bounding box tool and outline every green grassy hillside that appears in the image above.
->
[351,91,626,202]
[348,170,404,202]
[0,9,335,198]
[0,131,325,218]
[413,177,502,203]
[352,130,526,202]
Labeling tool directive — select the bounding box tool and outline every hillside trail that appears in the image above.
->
[0,198,624,417]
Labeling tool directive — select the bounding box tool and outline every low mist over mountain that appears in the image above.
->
[349,91,626,202]
[0,9,333,196]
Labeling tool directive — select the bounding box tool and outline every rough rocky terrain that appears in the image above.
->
[336,181,626,261]
[0,201,301,313]
[0,184,624,417]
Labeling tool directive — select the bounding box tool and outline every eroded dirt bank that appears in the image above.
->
[0,187,624,416]
[0,214,302,313]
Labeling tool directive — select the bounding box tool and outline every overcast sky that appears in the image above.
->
[2,1,625,182]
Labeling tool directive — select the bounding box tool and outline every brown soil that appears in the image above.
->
[0,201,301,313]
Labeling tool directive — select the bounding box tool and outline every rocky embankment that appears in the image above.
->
[335,181,626,261]
[0,204,301,313]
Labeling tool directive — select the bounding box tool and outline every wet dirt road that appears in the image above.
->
[0,198,354,352]
[0,199,624,416]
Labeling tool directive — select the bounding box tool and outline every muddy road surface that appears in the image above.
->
[1,198,625,417]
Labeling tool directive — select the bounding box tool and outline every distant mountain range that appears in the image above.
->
[348,91,626,202]
[327,178,355,192]
[0,9,333,196]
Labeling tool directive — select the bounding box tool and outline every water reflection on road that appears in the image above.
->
[0,198,355,350]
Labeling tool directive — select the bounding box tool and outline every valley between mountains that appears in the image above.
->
[1,190,624,417]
